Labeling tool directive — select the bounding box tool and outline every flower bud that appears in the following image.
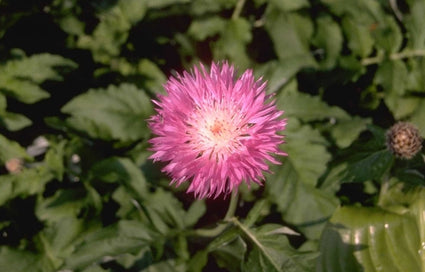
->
[386,122,422,159]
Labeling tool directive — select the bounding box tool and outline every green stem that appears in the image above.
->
[362,49,425,66]
[191,191,239,237]
[232,0,246,20]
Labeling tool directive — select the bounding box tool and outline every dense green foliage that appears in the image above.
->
[1,0,425,271]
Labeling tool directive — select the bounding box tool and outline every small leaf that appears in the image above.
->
[62,83,153,141]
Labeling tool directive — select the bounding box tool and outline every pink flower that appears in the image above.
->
[148,62,286,199]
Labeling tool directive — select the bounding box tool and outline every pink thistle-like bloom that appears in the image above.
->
[148,62,287,199]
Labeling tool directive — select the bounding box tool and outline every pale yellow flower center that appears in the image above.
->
[186,102,248,159]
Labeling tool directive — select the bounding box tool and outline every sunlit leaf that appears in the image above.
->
[317,205,424,272]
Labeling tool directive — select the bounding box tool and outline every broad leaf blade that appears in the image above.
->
[62,83,153,141]
[317,206,423,272]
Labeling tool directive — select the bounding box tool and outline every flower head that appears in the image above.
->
[386,122,422,159]
[148,62,286,198]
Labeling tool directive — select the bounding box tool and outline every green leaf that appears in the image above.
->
[342,16,374,58]
[343,149,394,183]
[183,200,206,228]
[0,93,32,130]
[188,16,226,41]
[0,111,32,131]
[405,0,425,50]
[375,60,408,96]
[0,167,55,206]
[64,220,159,270]
[330,116,372,148]
[138,59,167,94]
[408,99,425,137]
[276,80,349,122]
[266,161,339,240]
[36,189,87,223]
[317,206,423,272]
[0,247,55,272]
[406,58,425,91]
[265,6,316,67]
[43,140,66,181]
[372,16,403,53]
[62,83,153,141]
[140,259,187,272]
[269,0,309,11]
[146,0,190,9]
[0,53,76,104]
[1,53,76,84]
[37,217,86,268]
[312,16,343,69]
[141,189,187,234]
[385,95,420,120]
[189,0,237,16]
[212,236,246,272]
[0,134,29,163]
[89,157,148,200]
[237,223,318,272]
[284,119,331,187]
[213,18,252,69]
[81,265,109,272]
[255,61,304,93]
[77,0,147,63]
